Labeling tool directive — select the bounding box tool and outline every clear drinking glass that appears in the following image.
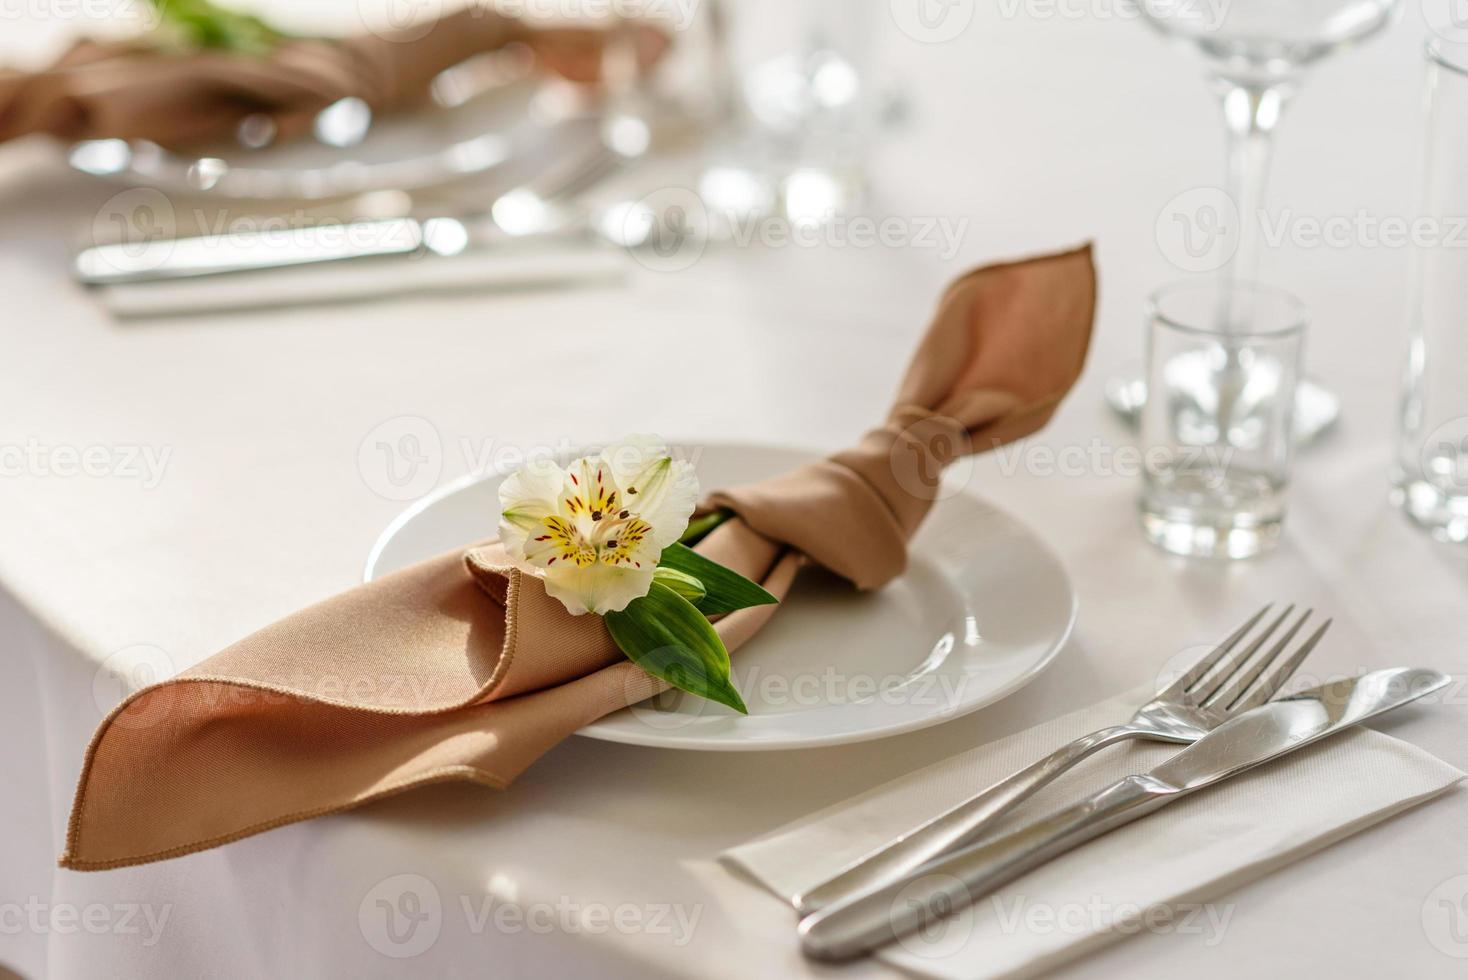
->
[1395,41,1468,542]
[1140,281,1307,559]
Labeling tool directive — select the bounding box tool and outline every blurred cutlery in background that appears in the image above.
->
[75,120,638,287]
[96,240,629,319]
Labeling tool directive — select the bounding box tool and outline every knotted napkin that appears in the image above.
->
[0,8,665,148]
[61,244,1096,870]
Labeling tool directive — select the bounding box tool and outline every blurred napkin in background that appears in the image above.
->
[0,4,668,149]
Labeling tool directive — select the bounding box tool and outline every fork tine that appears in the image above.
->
[1191,603,1294,703]
[1227,618,1333,713]
[1207,607,1310,710]
[1156,604,1273,700]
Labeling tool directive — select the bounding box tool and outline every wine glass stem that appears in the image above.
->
[1219,83,1290,309]
[1215,83,1290,441]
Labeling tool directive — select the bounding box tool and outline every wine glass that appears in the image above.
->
[1108,0,1401,443]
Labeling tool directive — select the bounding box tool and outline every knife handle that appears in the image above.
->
[793,723,1141,914]
[798,774,1177,963]
[73,217,436,286]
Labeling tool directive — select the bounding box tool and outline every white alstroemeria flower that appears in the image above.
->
[497,436,699,615]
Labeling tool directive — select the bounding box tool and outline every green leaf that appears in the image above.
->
[604,583,748,713]
[149,0,287,55]
[651,566,705,603]
[657,542,779,616]
[678,509,732,546]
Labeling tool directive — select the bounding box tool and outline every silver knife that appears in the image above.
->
[797,667,1448,962]
[74,127,630,287]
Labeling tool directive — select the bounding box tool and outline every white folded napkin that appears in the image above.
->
[722,685,1464,980]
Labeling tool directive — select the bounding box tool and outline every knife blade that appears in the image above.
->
[798,667,1448,962]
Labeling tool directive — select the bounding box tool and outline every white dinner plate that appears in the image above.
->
[364,443,1076,751]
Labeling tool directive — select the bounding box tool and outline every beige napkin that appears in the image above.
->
[723,685,1464,980]
[59,246,1097,871]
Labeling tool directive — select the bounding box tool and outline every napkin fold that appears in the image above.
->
[61,244,1096,870]
[0,8,665,148]
[723,685,1465,980]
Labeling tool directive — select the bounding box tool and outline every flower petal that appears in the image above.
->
[597,516,659,570]
[560,453,620,525]
[600,434,670,489]
[496,456,567,560]
[622,455,698,549]
[523,516,596,570]
[542,562,655,616]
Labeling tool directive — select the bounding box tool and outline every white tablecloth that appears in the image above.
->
[3,4,1467,979]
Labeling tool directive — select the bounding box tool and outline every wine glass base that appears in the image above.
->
[1104,367,1339,447]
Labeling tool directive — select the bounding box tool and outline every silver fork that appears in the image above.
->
[793,604,1330,913]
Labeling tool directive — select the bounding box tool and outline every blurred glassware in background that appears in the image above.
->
[1139,0,1399,285]
[1109,0,1401,441]
[589,2,733,150]
[1140,281,1306,559]
[696,0,903,231]
[1395,40,1468,543]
